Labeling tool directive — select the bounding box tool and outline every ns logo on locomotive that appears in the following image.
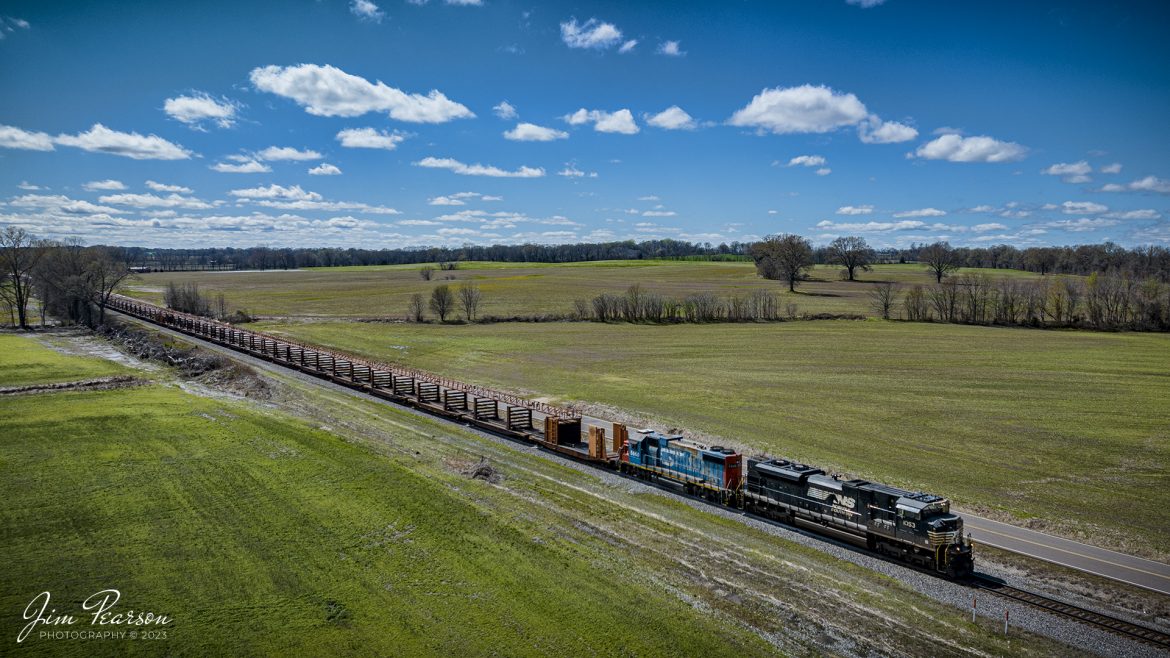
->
[620,429,974,578]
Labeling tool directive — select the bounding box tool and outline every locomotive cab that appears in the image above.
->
[897,495,973,577]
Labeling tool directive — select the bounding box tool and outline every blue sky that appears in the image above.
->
[1,0,1168,249]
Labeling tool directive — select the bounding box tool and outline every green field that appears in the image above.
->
[0,332,1060,655]
[126,261,1053,319]
[0,333,135,387]
[252,318,1170,558]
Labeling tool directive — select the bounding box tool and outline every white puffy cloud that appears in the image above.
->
[563,108,639,134]
[1100,175,1170,194]
[836,205,873,215]
[972,223,1009,232]
[10,194,126,215]
[504,122,569,142]
[230,184,322,201]
[846,0,886,7]
[210,159,270,173]
[816,219,940,232]
[816,168,832,176]
[1060,201,1107,215]
[1041,160,1092,183]
[254,199,400,214]
[415,157,545,178]
[1044,218,1119,232]
[336,127,407,150]
[858,116,918,144]
[99,192,212,209]
[787,155,826,167]
[560,18,622,49]
[308,163,342,176]
[1100,162,1122,174]
[642,210,676,217]
[0,124,55,151]
[55,124,192,160]
[82,179,126,191]
[657,40,684,56]
[558,164,598,178]
[256,146,322,161]
[893,207,946,218]
[729,85,868,135]
[17,182,41,190]
[250,64,474,123]
[445,0,483,5]
[145,180,192,193]
[618,39,638,53]
[163,93,239,129]
[1103,209,1159,220]
[912,134,1027,163]
[646,106,696,130]
[493,101,518,120]
[350,0,383,22]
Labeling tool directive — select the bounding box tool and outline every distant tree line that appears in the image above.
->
[574,285,843,324]
[875,272,1170,331]
[109,239,1170,281]
[116,239,754,271]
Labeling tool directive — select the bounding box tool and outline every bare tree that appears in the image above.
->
[429,284,455,322]
[0,227,46,329]
[419,265,435,281]
[408,293,425,322]
[88,248,132,324]
[867,282,900,320]
[921,241,959,283]
[749,234,814,292]
[826,236,875,281]
[458,283,482,321]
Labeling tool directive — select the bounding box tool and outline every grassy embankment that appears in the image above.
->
[1,332,1069,656]
[126,261,1052,319]
[0,332,135,386]
[251,319,1170,559]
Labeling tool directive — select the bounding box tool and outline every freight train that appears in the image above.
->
[107,294,975,579]
[620,429,973,577]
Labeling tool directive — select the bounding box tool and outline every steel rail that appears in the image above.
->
[970,575,1170,650]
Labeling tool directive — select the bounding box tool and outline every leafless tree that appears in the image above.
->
[408,293,425,322]
[867,282,900,320]
[429,284,455,322]
[419,265,435,281]
[458,283,482,321]
[88,248,132,324]
[921,241,960,283]
[826,236,875,282]
[749,234,813,292]
[0,227,46,328]
[903,285,929,321]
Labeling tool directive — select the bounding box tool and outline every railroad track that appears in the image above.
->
[107,295,1170,652]
[971,575,1170,650]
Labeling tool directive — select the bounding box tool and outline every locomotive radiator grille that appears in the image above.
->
[928,530,959,546]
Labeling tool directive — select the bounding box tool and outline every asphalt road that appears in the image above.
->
[114,309,1170,597]
[961,513,1170,596]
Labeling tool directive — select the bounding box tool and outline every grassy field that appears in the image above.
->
[252,318,1170,558]
[0,330,1062,655]
[125,261,1054,319]
[0,333,135,387]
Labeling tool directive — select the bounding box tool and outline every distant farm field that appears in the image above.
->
[252,318,1170,557]
[126,261,1055,319]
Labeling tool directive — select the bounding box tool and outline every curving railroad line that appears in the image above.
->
[106,293,1170,651]
[971,575,1170,650]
